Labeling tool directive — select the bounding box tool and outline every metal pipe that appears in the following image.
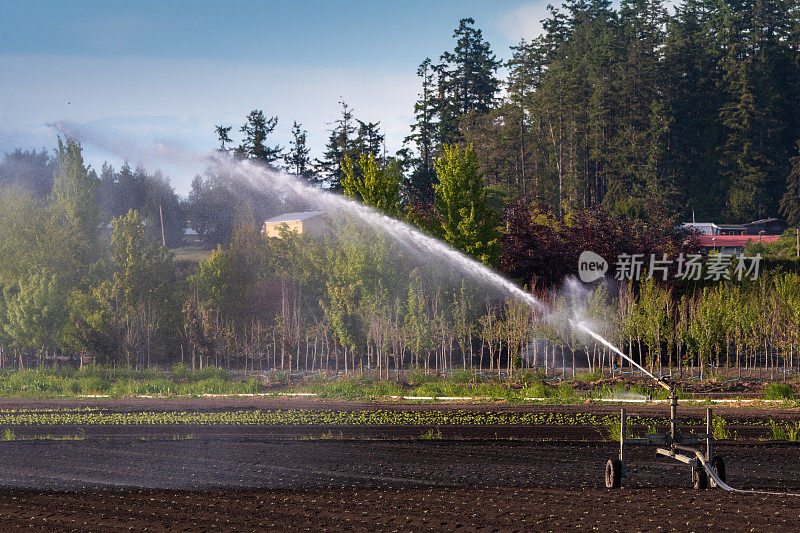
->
[706,408,713,462]
[670,388,678,446]
[620,408,626,477]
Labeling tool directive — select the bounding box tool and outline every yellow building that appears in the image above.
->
[263,211,331,238]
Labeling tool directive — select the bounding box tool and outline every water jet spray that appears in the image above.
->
[572,319,800,496]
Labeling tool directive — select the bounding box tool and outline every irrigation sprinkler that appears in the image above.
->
[604,382,726,490]
[573,322,728,490]
[575,320,800,494]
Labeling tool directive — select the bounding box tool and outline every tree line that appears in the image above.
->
[214,3,800,231]
[2,137,796,379]
[405,3,800,226]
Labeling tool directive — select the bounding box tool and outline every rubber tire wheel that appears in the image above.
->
[710,456,726,487]
[693,465,708,490]
[605,459,622,488]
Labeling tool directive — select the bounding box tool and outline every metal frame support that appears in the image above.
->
[706,408,713,462]
[620,408,627,477]
[669,389,678,448]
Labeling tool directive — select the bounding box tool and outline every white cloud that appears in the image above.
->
[497,2,551,43]
[0,54,419,194]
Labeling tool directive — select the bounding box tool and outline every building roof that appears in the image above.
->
[697,234,780,248]
[264,211,327,223]
[715,224,746,230]
[681,223,714,235]
[745,218,781,225]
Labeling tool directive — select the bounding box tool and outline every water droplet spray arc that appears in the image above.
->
[52,122,547,309]
[52,123,639,365]
[572,320,669,390]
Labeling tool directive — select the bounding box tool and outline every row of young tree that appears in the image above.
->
[1,138,798,380]
[573,273,800,382]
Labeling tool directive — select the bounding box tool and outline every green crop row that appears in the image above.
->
[0,408,768,428]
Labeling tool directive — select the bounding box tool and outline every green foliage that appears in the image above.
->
[433,144,499,265]
[304,377,403,400]
[573,371,601,383]
[605,416,624,442]
[780,141,800,227]
[342,153,401,216]
[190,245,233,314]
[284,121,313,179]
[768,420,800,441]
[554,382,577,401]
[0,366,257,398]
[51,137,101,268]
[745,229,800,260]
[764,383,794,400]
[420,427,443,440]
[712,415,731,440]
[0,188,60,284]
[235,110,282,163]
[108,209,174,309]
[519,380,551,399]
[2,273,67,351]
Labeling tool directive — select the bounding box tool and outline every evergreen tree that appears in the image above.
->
[607,0,668,211]
[433,144,499,265]
[440,18,501,116]
[661,0,724,220]
[184,173,237,246]
[51,137,101,275]
[316,99,357,191]
[718,0,798,221]
[284,121,313,180]
[427,18,501,148]
[236,110,283,164]
[113,162,147,218]
[142,170,185,247]
[780,141,800,227]
[215,125,233,151]
[0,148,54,197]
[354,120,384,161]
[406,58,439,200]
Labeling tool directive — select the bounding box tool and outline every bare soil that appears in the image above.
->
[1,397,800,531]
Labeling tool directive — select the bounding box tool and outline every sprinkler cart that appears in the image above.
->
[605,382,726,489]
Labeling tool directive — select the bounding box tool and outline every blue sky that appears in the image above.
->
[0,0,551,193]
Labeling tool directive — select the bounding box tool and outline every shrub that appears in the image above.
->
[406,367,436,384]
[172,363,191,381]
[574,371,601,383]
[519,381,551,399]
[768,420,800,441]
[554,382,577,401]
[764,383,794,400]
[712,415,730,440]
[449,369,480,384]
[605,416,623,442]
